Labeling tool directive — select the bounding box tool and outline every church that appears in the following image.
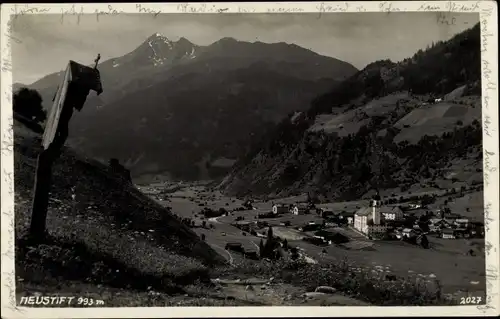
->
[353,192,389,237]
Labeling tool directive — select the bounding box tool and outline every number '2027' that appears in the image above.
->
[460,296,482,304]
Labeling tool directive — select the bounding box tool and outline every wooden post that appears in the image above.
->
[29,56,103,240]
[29,147,57,238]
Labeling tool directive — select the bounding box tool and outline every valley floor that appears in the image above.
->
[146,182,486,300]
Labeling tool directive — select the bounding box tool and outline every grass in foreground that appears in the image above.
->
[213,258,453,306]
[13,122,225,304]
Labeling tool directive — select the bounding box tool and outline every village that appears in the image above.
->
[136,181,485,296]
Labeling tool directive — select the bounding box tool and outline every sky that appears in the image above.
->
[11,12,479,85]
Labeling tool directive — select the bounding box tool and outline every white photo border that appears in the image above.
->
[1,1,498,318]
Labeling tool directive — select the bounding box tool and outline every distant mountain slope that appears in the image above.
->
[19,34,357,181]
[221,23,482,200]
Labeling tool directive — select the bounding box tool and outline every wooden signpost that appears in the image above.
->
[29,54,103,239]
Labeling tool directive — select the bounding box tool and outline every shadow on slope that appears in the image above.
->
[13,120,226,297]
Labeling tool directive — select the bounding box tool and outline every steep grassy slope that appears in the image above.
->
[221,24,482,200]
[13,121,226,301]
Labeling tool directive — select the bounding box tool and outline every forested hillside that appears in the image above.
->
[221,23,482,201]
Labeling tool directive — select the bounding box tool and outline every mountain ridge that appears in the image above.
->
[17,33,358,181]
[17,34,356,98]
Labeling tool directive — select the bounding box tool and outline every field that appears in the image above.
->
[307,92,481,146]
[394,100,481,144]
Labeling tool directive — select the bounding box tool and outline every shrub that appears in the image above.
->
[13,87,47,124]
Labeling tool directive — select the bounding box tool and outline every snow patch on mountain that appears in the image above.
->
[153,32,173,49]
[147,40,166,66]
[189,46,196,59]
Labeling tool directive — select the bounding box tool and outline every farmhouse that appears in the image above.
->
[321,210,335,219]
[441,228,456,239]
[339,211,355,224]
[454,218,469,228]
[398,228,419,240]
[447,212,462,219]
[380,206,404,221]
[407,202,422,210]
[272,203,289,215]
[232,221,256,232]
[290,203,309,215]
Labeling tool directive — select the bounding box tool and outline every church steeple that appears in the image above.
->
[370,190,381,225]
[370,190,381,206]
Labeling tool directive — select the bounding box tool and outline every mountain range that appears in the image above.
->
[220,23,483,201]
[16,34,358,180]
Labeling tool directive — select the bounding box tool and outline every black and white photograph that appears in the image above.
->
[1,1,498,317]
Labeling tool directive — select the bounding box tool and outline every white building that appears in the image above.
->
[290,203,309,215]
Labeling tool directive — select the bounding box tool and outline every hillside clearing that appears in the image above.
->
[394,99,481,144]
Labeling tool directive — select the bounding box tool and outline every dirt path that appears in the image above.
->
[208,216,223,224]
[211,244,234,265]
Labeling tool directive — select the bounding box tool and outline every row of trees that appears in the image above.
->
[257,226,301,261]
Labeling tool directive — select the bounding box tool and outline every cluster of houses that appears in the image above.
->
[259,193,483,243]
[347,194,484,240]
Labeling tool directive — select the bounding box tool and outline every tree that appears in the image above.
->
[13,87,47,124]
[202,220,207,228]
[201,234,206,241]
[282,238,288,250]
[418,219,430,233]
[267,226,274,239]
[420,234,429,249]
[290,247,300,260]
[259,239,265,257]
[262,226,278,259]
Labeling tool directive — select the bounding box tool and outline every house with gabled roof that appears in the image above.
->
[290,203,309,215]
[380,206,404,221]
[272,203,289,215]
